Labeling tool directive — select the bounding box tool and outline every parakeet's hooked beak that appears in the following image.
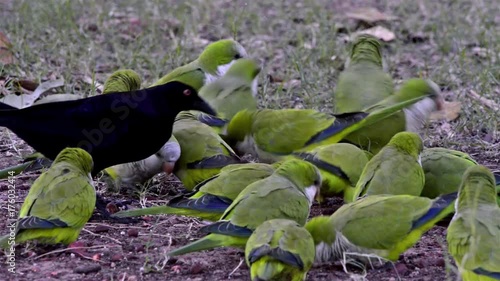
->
[162,162,176,175]
[193,97,217,116]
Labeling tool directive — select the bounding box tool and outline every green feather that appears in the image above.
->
[447,165,500,281]
[1,148,95,248]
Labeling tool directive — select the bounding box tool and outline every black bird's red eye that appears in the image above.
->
[183,89,191,96]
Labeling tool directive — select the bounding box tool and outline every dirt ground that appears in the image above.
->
[1,0,499,280]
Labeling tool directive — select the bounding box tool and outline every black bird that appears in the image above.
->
[0,81,215,175]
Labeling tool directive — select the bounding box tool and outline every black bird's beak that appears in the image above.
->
[193,98,217,116]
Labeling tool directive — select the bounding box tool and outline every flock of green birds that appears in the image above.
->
[1,35,500,281]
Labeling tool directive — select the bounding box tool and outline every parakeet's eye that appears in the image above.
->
[314,179,320,186]
[234,54,242,59]
[183,89,191,96]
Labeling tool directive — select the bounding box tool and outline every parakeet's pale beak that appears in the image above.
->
[316,193,324,203]
[314,188,322,202]
[162,162,176,174]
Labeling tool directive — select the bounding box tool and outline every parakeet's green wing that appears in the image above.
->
[222,178,311,229]
[20,168,95,228]
[252,110,336,154]
[334,196,433,250]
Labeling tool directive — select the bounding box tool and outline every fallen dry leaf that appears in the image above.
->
[0,31,14,65]
[430,101,462,121]
[345,7,398,23]
[82,76,104,93]
[0,78,65,108]
[282,79,301,90]
[355,26,396,42]
[467,90,500,111]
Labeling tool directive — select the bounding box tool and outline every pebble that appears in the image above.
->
[94,225,110,233]
[127,228,139,237]
[110,253,124,262]
[190,263,205,274]
[395,263,409,275]
[74,264,102,274]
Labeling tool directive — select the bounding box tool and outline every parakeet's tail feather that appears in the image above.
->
[111,204,213,219]
[0,234,10,249]
[0,158,53,179]
[168,194,232,212]
[412,192,457,229]
[200,220,253,237]
[292,152,349,180]
[494,172,500,186]
[249,245,304,269]
[167,234,235,257]
[112,205,180,218]
[305,112,368,145]
[187,155,243,169]
[472,268,500,279]
[197,113,228,128]
[190,174,219,192]
[18,216,68,229]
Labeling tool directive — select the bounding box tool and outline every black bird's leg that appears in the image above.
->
[90,194,141,224]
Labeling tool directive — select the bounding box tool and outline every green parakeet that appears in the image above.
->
[226,89,436,163]
[198,58,260,120]
[245,219,315,281]
[173,111,242,190]
[102,69,142,94]
[421,147,478,198]
[290,143,369,202]
[339,75,442,155]
[112,163,276,221]
[166,159,321,257]
[446,165,500,281]
[305,192,457,264]
[151,39,249,91]
[0,148,95,248]
[334,34,394,114]
[102,135,180,191]
[350,132,424,201]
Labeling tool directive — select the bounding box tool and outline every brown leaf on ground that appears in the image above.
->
[430,101,462,121]
[354,26,396,42]
[345,7,398,23]
[0,31,14,65]
[467,90,500,111]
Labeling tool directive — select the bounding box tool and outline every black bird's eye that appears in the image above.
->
[183,89,191,96]
[234,54,242,59]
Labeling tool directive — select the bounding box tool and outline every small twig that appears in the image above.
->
[467,90,500,111]
[32,245,120,260]
[86,222,144,230]
[82,228,123,245]
[228,258,244,279]
[138,233,172,238]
